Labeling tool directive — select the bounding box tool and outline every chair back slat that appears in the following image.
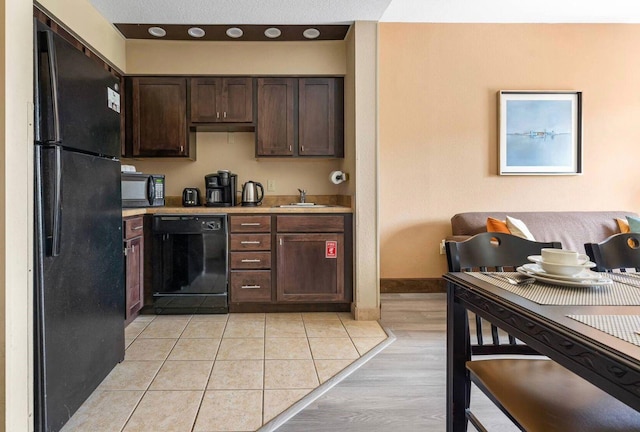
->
[585,233,640,272]
[475,315,483,346]
[490,324,500,345]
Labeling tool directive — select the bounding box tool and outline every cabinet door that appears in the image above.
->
[132,77,188,156]
[299,78,342,157]
[222,78,253,122]
[276,233,344,302]
[190,78,221,123]
[256,78,295,156]
[125,235,144,322]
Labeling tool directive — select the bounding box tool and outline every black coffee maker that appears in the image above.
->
[205,170,237,207]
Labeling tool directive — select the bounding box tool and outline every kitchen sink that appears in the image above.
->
[273,203,333,208]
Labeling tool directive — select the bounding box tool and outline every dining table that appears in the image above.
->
[444,271,640,432]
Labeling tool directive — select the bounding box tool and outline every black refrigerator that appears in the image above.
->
[33,20,124,432]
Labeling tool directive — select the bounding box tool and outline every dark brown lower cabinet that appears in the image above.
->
[276,233,345,302]
[228,213,352,311]
[124,216,144,324]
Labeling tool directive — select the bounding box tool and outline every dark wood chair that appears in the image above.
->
[446,232,640,431]
[585,233,640,272]
[446,232,561,355]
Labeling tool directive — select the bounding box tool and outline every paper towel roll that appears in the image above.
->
[330,170,348,184]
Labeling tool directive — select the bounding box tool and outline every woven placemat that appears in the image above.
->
[567,315,640,347]
[469,272,640,306]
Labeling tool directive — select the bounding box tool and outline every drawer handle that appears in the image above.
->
[240,241,261,244]
[241,259,261,263]
[240,223,261,226]
[241,285,261,289]
[132,226,143,231]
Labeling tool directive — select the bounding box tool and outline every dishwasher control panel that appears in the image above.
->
[152,215,226,234]
[203,220,222,231]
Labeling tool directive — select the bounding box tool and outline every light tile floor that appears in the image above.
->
[61,312,387,432]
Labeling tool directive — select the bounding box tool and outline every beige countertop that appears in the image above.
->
[122,205,353,218]
[123,194,353,218]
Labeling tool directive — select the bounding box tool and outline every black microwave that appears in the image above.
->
[121,173,165,208]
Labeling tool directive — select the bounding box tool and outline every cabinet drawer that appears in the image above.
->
[230,271,271,302]
[124,216,144,240]
[229,215,271,233]
[230,234,271,251]
[230,252,271,269]
[276,215,344,233]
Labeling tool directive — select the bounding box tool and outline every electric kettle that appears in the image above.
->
[241,181,264,207]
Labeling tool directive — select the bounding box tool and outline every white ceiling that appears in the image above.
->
[88,0,640,25]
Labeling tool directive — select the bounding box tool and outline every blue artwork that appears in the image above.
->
[506,100,573,167]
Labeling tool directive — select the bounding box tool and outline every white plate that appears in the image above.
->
[517,267,612,287]
[528,255,596,268]
[521,263,603,282]
[527,255,596,276]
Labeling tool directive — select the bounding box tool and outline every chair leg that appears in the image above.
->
[447,282,470,432]
[466,409,489,432]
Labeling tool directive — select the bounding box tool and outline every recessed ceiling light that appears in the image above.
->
[226,27,243,38]
[264,27,282,39]
[188,27,205,38]
[303,28,320,39]
[148,26,167,37]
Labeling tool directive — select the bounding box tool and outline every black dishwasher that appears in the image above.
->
[152,215,228,314]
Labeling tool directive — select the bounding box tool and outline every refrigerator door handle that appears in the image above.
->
[44,30,61,143]
[39,145,63,257]
[51,145,62,256]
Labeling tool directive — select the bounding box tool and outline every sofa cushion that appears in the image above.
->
[627,216,640,233]
[450,211,638,253]
[487,217,510,234]
[506,216,536,241]
[617,218,631,233]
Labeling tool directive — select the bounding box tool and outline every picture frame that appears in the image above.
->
[498,91,582,175]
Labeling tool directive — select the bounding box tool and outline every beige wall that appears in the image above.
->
[1,1,6,426]
[348,22,380,319]
[3,0,34,429]
[342,30,357,199]
[379,23,640,279]
[127,133,345,197]
[36,0,126,70]
[126,40,345,76]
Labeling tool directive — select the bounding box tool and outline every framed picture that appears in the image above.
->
[498,91,582,175]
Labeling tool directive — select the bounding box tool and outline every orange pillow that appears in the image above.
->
[617,218,631,233]
[487,217,511,234]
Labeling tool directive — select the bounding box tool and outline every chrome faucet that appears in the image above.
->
[298,188,306,203]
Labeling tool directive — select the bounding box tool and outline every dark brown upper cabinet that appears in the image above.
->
[256,77,344,158]
[298,78,344,157]
[256,78,296,156]
[190,77,253,123]
[126,77,190,157]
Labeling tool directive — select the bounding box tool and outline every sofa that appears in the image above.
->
[449,211,638,253]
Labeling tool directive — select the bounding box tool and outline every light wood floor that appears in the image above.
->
[276,293,520,432]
